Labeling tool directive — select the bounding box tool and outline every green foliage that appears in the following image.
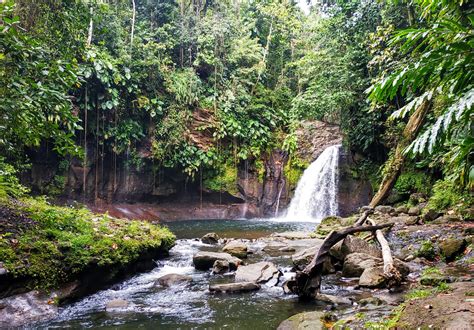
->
[0,2,82,158]
[284,156,309,188]
[203,162,238,195]
[0,197,175,289]
[368,0,474,188]
[0,158,29,200]
[394,169,432,196]
[405,288,432,300]
[427,179,473,214]
[417,240,437,260]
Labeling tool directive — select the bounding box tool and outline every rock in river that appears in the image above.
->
[235,261,281,284]
[193,251,241,270]
[105,299,129,312]
[212,259,230,274]
[342,253,380,277]
[222,240,248,258]
[201,232,220,244]
[277,311,324,330]
[155,273,192,287]
[0,290,58,327]
[209,282,260,293]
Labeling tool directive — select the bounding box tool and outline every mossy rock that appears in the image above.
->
[439,238,467,262]
[416,240,437,261]
[314,216,355,238]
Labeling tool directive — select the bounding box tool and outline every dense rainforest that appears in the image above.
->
[0,0,473,328]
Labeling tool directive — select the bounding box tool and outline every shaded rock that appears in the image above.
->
[395,205,409,214]
[273,231,311,240]
[423,209,441,222]
[343,253,410,278]
[0,291,58,327]
[155,274,192,287]
[235,261,280,284]
[222,240,248,258]
[342,253,380,277]
[279,246,296,252]
[358,297,385,306]
[359,297,385,306]
[420,274,453,286]
[262,241,288,253]
[201,232,219,244]
[292,245,320,269]
[375,205,394,214]
[212,260,230,274]
[390,215,419,225]
[340,235,382,259]
[277,311,324,330]
[0,262,7,276]
[432,214,461,224]
[209,282,260,293]
[193,252,241,270]
[409,193,427,204]
[106,299,129,311]
[408,205,423,216]
[315,293,352,305]
[358,266,386,288]
[416,240,437,261]
[439,238,466,262]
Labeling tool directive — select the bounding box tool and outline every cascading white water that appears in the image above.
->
[283,144,341,222]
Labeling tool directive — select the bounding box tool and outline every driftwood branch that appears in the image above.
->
[367,217,401,286]
[292,222,393,299]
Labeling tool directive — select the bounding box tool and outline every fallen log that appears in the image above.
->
[292,222,393,299]
[367,217,402,287]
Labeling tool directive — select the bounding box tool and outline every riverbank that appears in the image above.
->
[0,197,175,326]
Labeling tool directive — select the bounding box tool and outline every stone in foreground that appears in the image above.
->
[222,240,248,258]
[235,261,280,284]
[193,251,241,270]
[106,299,129,311]
[201,232,220,244]
[0,291,58,327]
[155,273,192,287]
[277,311,324,330]
[209,282,260,293]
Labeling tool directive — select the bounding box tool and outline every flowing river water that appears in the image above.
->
[37,219,400,329]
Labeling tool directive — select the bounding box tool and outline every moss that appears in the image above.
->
[416,240,437,260]
[427,179,473,215]
[394,170,432,197]
[365,303,405,329]
[203,162,239,195]
[284,156,309,189]
[312,215,356,238]
[0,197,175,289]
[405,288,432,300]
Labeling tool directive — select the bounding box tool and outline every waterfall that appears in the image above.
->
[283,144,341,222]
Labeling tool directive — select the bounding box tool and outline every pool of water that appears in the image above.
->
[38,219,359,329]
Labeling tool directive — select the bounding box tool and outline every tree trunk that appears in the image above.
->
[130,0,136,53]
[369,99,431,207]
[292,222,393,299]
[87,6,93,47]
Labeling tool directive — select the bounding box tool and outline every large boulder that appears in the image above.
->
[222,240,248,258]
[105,299,129,312]
[358,267,386,288]
[235,261,281,284]
[201,232,220,244]
[0,291,58,327]
[292,246,320,269]
[342,253,380,277]
[331,235,382,261]
[439,238,467,262]
[342,253,410,278]
[209,282,260,293]
[155,273,192,287]
[212,260,230,274]
[193,252,241,270]
[277,311,324,330]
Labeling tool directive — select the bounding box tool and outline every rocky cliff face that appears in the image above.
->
[22,120,372,219]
